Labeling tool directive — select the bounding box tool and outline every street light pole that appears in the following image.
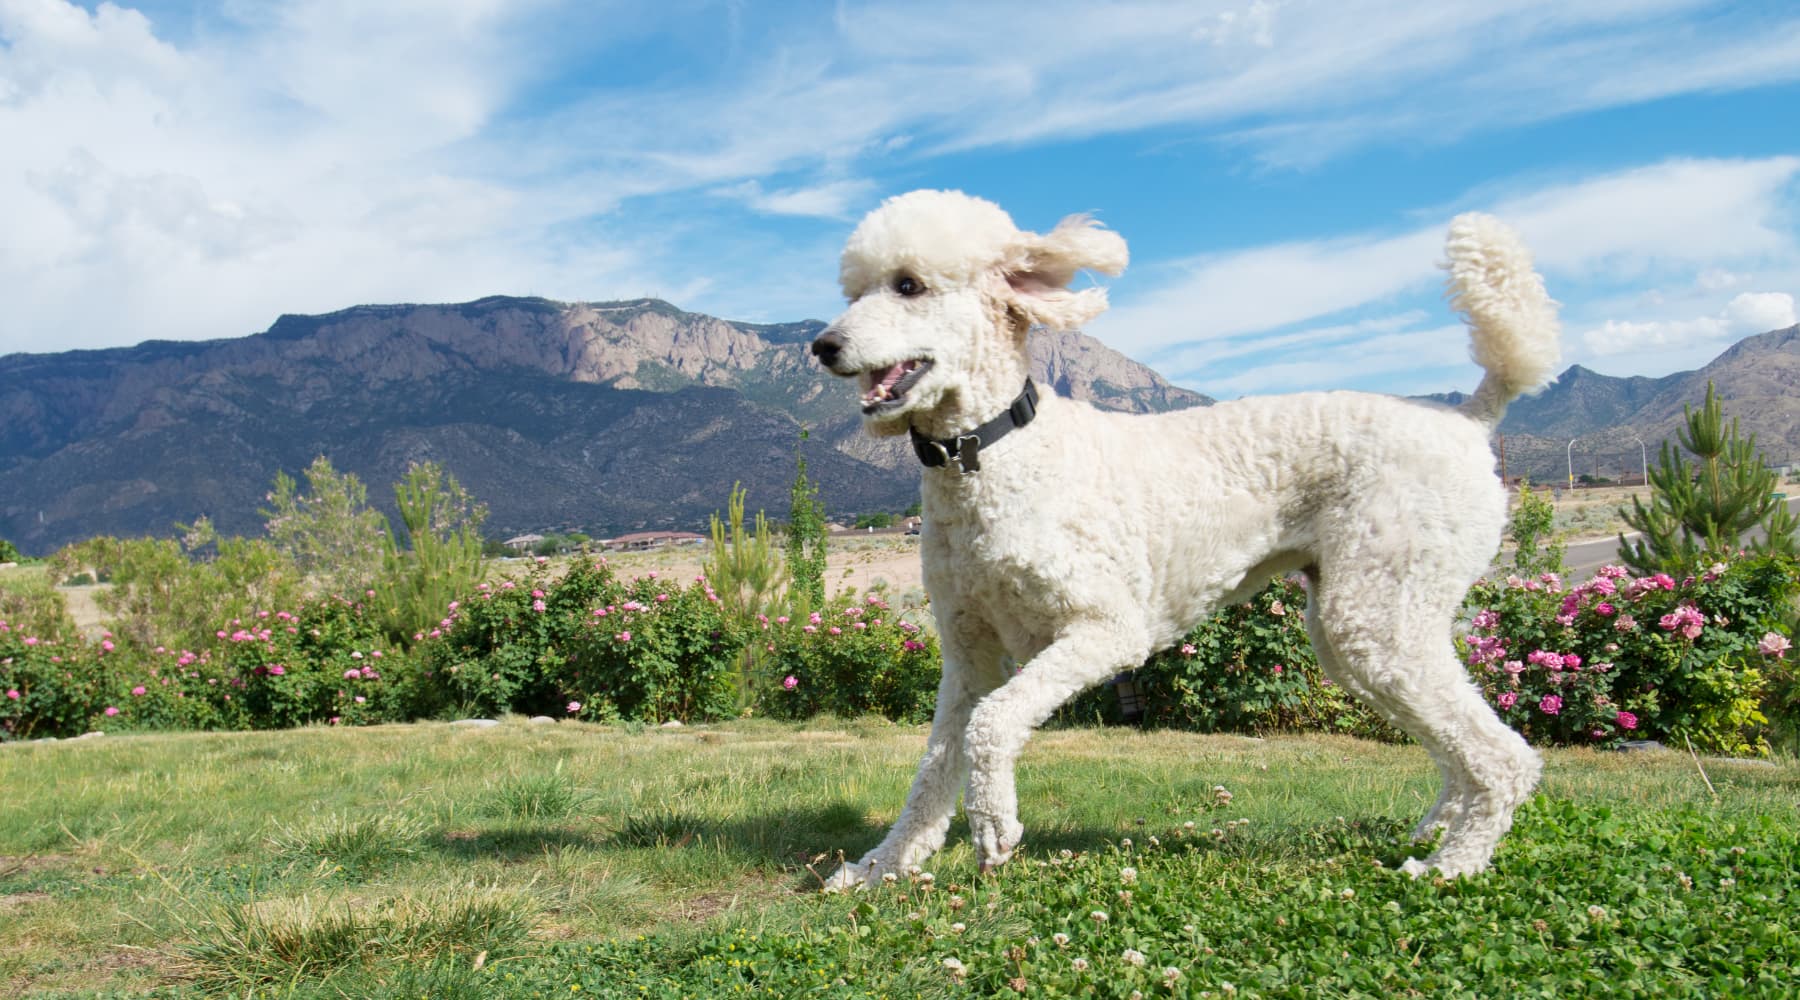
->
[1631,435,1648,490]
[1567,437,1577,490]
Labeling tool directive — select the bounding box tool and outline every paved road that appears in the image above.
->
[1557,493,1800,579]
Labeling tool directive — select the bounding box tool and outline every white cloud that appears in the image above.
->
[1581,291,1797,358]
[1090,156,1800,393]
[714,179,877,220]
[4,0,1800,363]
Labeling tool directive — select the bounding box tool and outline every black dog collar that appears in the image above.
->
[909,378,1039,474]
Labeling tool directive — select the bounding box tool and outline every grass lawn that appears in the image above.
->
[3,719,1797,998]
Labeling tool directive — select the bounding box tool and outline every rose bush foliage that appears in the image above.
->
[1460,555,1797,754]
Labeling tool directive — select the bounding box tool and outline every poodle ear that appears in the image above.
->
[1001,215,1129,332]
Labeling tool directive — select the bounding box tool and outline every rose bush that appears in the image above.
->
[757,592,941,724]
[410,560,743,723]
[1461,555,1797,754]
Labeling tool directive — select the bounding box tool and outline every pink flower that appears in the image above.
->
[1497,691,1518,709]
[1759,632,1791,659]
[567,701,582,713]
[656,593,670,603]
[1594,602,1616,617]
[131,686,146,696]
[1180,643,1197,656]
[344,669,360,679]
[354,696,366,704]
[1616,710,1638,730]
[270,665,285,676]
[23,636,38,646]
[1562,653,1582,670]
[615,631,632,643]
[5,689,19,700]
[101,640,115,652]
[828,626,842,635]
[104,706,119,717]
[532,599,547,613]
[1659,605,1705,640]
[783,675,798,690]
[1271,664,1284,675]
[1539,695,1563,715]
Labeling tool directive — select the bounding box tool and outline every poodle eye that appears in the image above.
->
[893,276,925,298]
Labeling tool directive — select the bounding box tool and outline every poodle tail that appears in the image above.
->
[1443,213,1561,429]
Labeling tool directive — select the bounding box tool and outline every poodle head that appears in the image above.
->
[812,189,1128,437]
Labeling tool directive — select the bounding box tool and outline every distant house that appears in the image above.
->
[504,533,545,553]
[603,531,706,552]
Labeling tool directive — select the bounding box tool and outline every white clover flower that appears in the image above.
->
[942,956,966,979]
[1163,966,1182,983]
[1587,904,1607,920]
[881,872,898,884]
[1122,948,1147,967]
[951,922,967,934]
[1340,888,1355,900]
[1072,957,1090,972]
[1120,866,1138,884]
[1120,838,1133,849]
[1052,932,1070,948]
[1090,910,1109,923]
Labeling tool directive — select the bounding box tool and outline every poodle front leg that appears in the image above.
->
[964,621,1148,873]
[823,626,1004,891]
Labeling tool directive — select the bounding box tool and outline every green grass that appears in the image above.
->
[2,720,1797,997]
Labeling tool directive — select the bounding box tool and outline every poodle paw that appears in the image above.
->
[820,860,881,893]
[970,812,1024,874]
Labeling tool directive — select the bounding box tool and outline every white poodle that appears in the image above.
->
[810,190,1560,886]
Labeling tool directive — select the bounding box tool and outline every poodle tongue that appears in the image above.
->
[864,362,910,401]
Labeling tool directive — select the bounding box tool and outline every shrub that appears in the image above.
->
[757,592,941,723]
[0,569,80,643]
[1063,578,1393,738]
[0,622,113,740]
[414,560,743,723]
[1461,556,1798,754]
[100,595,401,732]
[0,538,21,563]
[48,530,305,650]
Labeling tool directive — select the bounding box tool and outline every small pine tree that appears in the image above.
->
[786,437,828,616]
[1618,382,1798,575]
[706,482,786,708]
[0,538,20,563]
[378,462,487,643]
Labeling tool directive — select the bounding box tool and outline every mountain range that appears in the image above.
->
[0,297,1207,555]
[2,296,1794,557]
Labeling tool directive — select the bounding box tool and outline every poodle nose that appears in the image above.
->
[810,329,847,369]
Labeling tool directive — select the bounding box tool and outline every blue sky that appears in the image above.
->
[2,0,1798,399]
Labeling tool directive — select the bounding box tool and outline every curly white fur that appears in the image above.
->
[813,190,1561,888]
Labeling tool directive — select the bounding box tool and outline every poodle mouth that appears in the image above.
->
[860,358,933,414]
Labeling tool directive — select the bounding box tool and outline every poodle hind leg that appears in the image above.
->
[1311,570,1541,877]
[1304,592,1470,841]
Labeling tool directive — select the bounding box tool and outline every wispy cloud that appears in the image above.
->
[2,0,1798,364]
[1093,157,1800,395]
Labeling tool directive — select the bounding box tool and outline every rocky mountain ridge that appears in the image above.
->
[0,296,1209,554]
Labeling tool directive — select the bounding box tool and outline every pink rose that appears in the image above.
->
[1616,710,1638,730]
[783,675,799,690]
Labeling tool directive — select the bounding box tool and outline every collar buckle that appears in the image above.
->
[910,378,1036,474]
